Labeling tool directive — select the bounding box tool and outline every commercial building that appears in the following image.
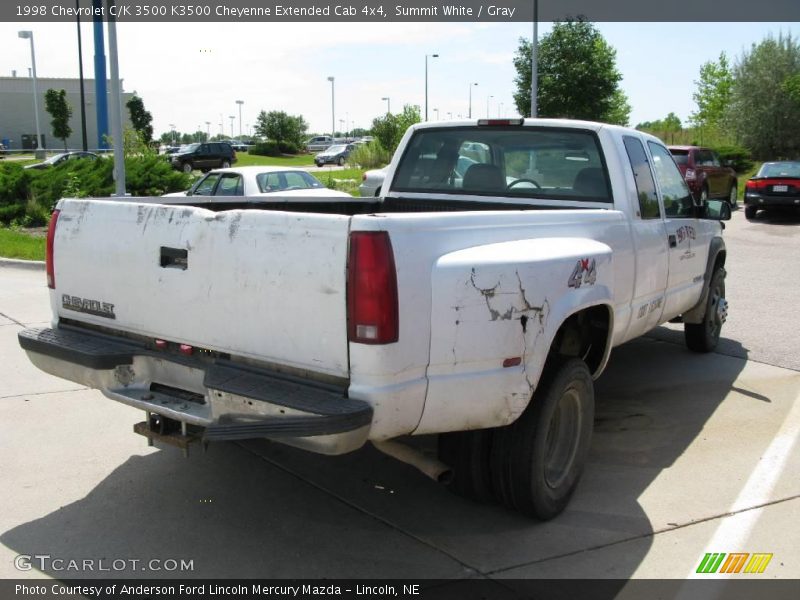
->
[0,75,133,151]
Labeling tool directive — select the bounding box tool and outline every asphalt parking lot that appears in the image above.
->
[0,208,798,590]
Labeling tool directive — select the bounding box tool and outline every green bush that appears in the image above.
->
[713,145,754,174]
[349,141,392,169]
[277,141,301,154]
[250,141,281,156]
[0,154,190,226]
[126,154,190,196]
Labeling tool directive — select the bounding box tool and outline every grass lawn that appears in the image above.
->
[0,228,46,261]
[234,153,315,167]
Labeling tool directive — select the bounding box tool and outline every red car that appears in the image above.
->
[668,146,738,207]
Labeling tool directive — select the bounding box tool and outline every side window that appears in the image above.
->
[214,174,243,196]
[623,136,660,219]
[648,142,694,218]
[284,172,310,189]
[193,173,220,196]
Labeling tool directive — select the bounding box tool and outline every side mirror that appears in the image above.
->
[704,199,731,221]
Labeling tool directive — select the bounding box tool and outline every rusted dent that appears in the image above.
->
[469,268,545,322]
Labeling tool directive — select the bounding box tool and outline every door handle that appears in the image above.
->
[668,235,677,248]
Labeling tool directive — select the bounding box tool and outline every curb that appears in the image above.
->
[0,257,46,271]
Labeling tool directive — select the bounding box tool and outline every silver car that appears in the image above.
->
[359,167,387,197]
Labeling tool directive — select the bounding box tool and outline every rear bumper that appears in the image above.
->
[744,193,800,208]
[18,326,372,454]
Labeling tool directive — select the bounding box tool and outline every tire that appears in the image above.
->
[438,429,495,503]
[337,156,345,166]
[182,162,193,174]
[221,160,231,169]
[685,268,727,353]
[744,205,757,220]
[699,185,709,203]
[728,184,738,208]
[489,358,594,520]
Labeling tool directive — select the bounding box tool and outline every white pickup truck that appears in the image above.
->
[19,119,731,520]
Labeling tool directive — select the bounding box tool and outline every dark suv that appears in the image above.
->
[170,142,236,173]
[668,146,738,207]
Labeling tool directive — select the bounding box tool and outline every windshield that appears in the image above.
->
[256,170,324,193]
[757,162,800,178]
[392,127,611,202]
[182,143,200,152]
[325,145,347,153]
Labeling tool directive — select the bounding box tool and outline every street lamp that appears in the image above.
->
[169,123,176,145]
[433,108,439,120]
[531,0,539,118]
[327,76,335,140]
[18,31,43,155]
[235,100,244,138]
[205,121,211,140]
[468,82,478,119]
[486,95,494,118]
[229,115,235,138]
[425,53,439,121]
[381,96,391,114]
[447,112,452,120]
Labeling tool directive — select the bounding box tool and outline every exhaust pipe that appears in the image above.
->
[373,440,453,484]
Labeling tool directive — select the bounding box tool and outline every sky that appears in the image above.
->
[1,20,797,138]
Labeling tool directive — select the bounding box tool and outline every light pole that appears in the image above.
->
[433,108,439,120]
[381,96,391,114]
[229,115,235,138]
[205,121,211,140]
[486,95,494,118]
[327,76,335,140]
[18,31,43,155]
[447,111,452,120]
[468,82,478,119]
[498,102,504,117]
[169,123,176,145]
[424,53,438,121]
[531,0,539,118]
[235,100,244,138]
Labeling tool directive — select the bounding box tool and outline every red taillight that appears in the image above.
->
[362,173,367,181]
[46,209,60,289]
[477,119,524,126]
[347,231,398,344]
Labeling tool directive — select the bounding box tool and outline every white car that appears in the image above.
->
[358,167,387,197]
[163,166,352,199]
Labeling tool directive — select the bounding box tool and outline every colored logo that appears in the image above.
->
[696,552,773,574]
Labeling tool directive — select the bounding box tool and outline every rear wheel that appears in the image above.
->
[221,160,231,169]
[745,205,758,220]
[685,268,727,352]
[182,162,193,174]
[728,184,738,208]
[699,185,709,203]
[337,156,345,166]
[489,358,594,520]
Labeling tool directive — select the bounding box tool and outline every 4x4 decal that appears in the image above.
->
[568,258,597,289]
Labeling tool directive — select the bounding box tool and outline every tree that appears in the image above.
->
[44,88,73,150]
[126,94,154,144]
[512,18,630,125]
[254,110,308,148]
[725,33,800,159]
[689,53,733,134]
[371,104,420,152]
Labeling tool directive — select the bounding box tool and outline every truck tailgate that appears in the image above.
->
[52,199,351,379]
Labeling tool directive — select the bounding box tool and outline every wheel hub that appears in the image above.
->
[716,297,729,325]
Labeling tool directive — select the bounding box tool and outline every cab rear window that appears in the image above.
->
[392,127,611,202]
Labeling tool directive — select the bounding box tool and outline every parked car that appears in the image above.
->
[315,143,355,167]
[306,136,333,153]
[743,160,800,219]
[359,167,387,197]
[169,142,236,173]
[668,146,738,207]
[0,142,7,157]
[223,139,249,152]
[163,166,353,199]
[24,151,99,170]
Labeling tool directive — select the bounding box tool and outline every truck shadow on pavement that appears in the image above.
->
[2,337,749,582]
